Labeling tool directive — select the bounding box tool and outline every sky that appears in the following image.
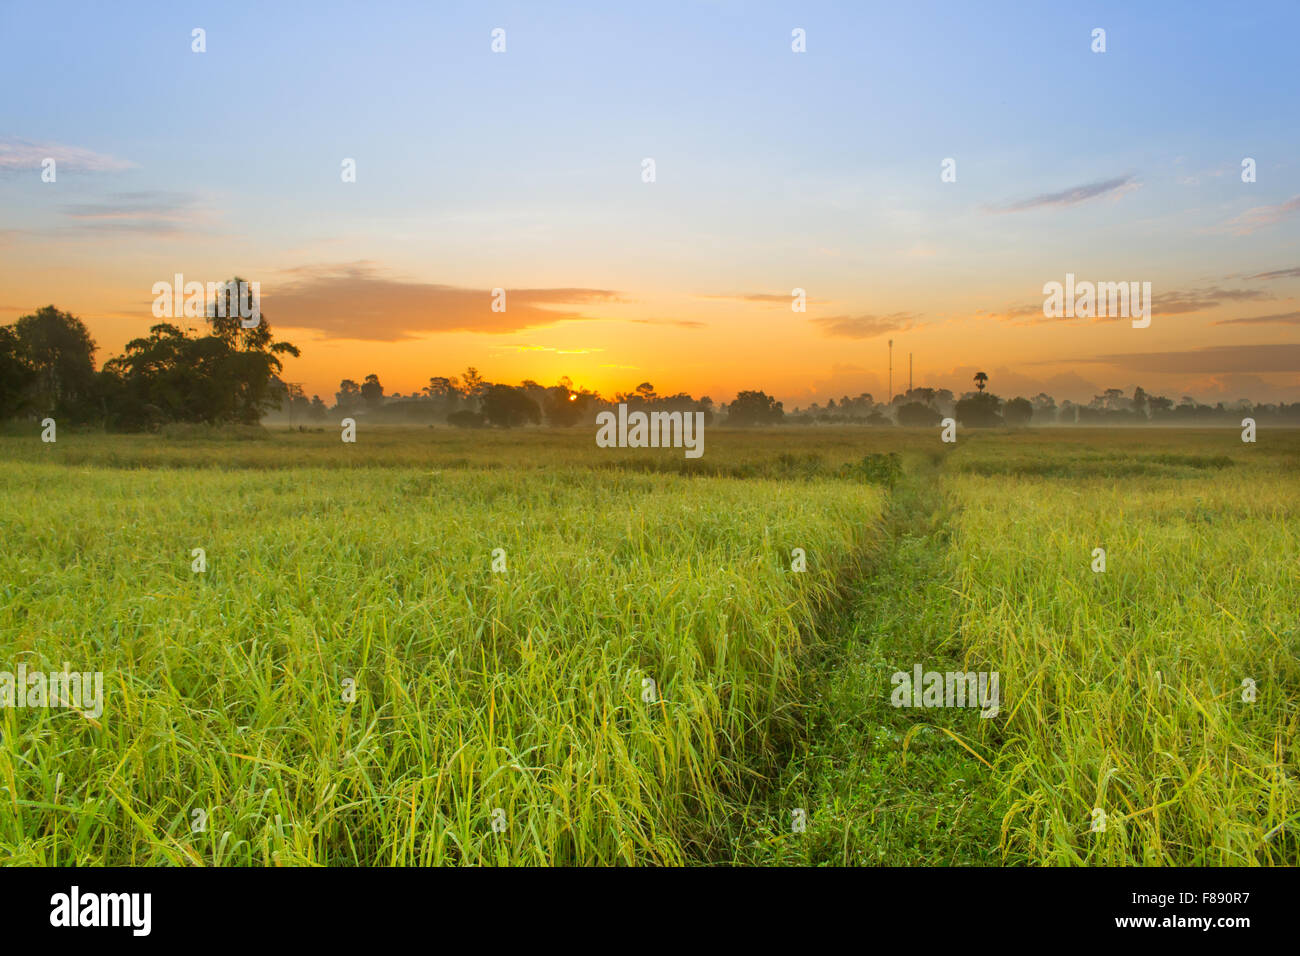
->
[2,0,1298,407]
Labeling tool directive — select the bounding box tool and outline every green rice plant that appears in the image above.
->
[947,434,1300,865]
[0,450,883,865]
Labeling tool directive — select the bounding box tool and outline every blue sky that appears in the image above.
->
[2,0,1297,403]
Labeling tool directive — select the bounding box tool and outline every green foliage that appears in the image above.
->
[9,306,98,419]
[1,426,1293,866]
[0,434,882,864]
[838,452,903,487]
[0,292,298,431]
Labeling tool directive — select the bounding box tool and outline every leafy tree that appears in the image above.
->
[460,367,486,402]
[0,326,36,419]
[897,401,941,426]
[543,385,583,426]
[308,395,328,420]
[361,373,384,408]
[100,323,229,428]
[447,409,487,428]
[955,392,1003,427]
[336,379,361,411]
[481,384,541,427]
[283,382,309,425]
[423,376,459,400]
[1003,396,1033,426]
[13,305,98,418]
[98,284,299,430]
[973,371,988,393]
[1147,395,1174,418]
[727,390,785,426]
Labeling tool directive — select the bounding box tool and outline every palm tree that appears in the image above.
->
[974,371,988,393]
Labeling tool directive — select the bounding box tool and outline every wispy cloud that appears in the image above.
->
[268,263,622,340]
[1152,286,1272,315]
[60,191,213,236]
[809,312,920,339]
[1214,309,1300,326]
[1222,195,1300,235]
[985,174,1140,214]
[1246,266,1300,280]
[975,303,1053,325]
[981,285,1272,325]
[0,138,135,173]
[628,318,705,329]
[488,344,605,354]
[695,292,828,305]
[1063,344,1300,374]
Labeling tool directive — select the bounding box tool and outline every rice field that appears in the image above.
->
[0,426,1296,865]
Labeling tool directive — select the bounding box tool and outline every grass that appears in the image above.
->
[0,425,1296,865]
[950,431,1300,865]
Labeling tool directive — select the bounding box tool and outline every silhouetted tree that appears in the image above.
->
[447,409,487,428]
[460,367,486,403]
[481,384,541,427]
[361,373,384,409]
[336,379,361,411]
[0,326,36,419]
[727,390,785,425]
[543,385,583,426]
[955,392,1003,427]
[1003,396,1033,426]
[897,401,941,426]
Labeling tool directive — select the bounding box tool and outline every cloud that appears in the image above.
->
[60,191,213,236]
[695,292,828,305]
[1214,309,1300,326]
[488,344,605,355]
[944,366,1102,403]
[1222,195,1300,235]
[1063,344,1300,374]
[1178,372,1300,403]
[268,263,622,340]
[628,318,706,329]
[985,175,1139,214]
[798,363,886,404]
[974,303,1053,325]
[0,138,135,173]
[1151,286,1272,314]
[982,285,1272,325]
[1246,266,1300,280]
[809,312,920,339]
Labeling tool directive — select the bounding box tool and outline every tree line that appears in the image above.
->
[3,304,1296,430]
[1,285,298,430]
